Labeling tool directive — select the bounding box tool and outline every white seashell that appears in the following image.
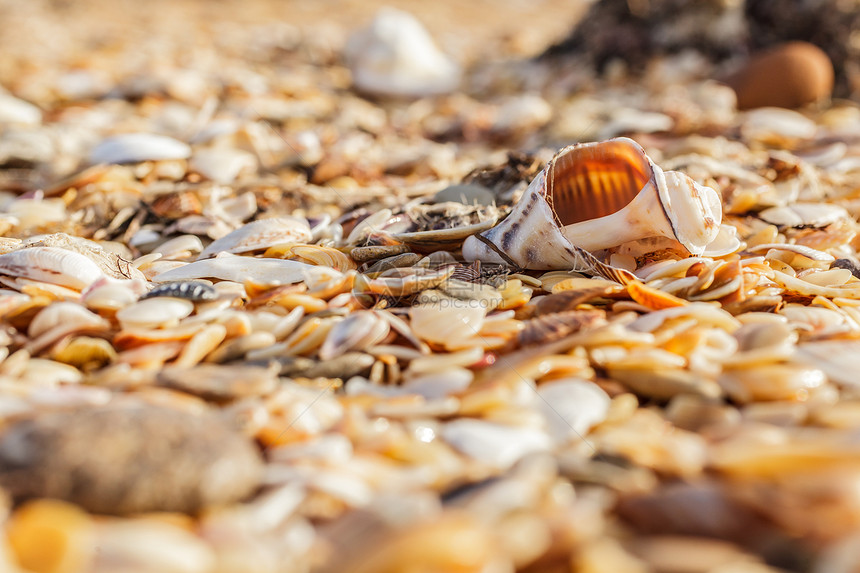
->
[536,378,610,444]
[116,297,194,329]
[0,247,105,290]
[795,341,860,387]
[82,281,141,311]
[345,208,393,245]
[493,95,553,133]
[198,217,312,260]
[344,8,461,98]
[463,138,722,270]
[0,93,42,125]
[740,107,817,144]
[409,303,486,346]
[318,311,390,361]
[152,252,321,285]
[89,133,191,165]
[28,302,107,338]
[402,367,473,399]
[597,107,674,139]
[190,148,257,184]
[758,203,849,228]
[442,419,552,469]
[749,243,835,262]
[153,235,204,259]
[702,224,743,257]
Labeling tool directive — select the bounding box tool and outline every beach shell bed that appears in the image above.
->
[1,0,859,572]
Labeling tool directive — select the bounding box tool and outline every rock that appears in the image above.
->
[89,133,191,165]
[345,8,461,98]
[726,42,833,109]
[745,0,860,98]
[0,404,263,514]
[157,363,278,401]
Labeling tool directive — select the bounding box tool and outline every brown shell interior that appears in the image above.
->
[546,140,652,226]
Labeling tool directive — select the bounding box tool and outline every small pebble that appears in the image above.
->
[726,42,834,110]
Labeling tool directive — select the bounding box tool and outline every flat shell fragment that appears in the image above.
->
[152,253,320,285]
[89,133,191,164]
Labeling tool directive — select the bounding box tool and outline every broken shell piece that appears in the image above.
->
[463,138,722,270]
[89,133,191,165]
[152,253,320,285]
[198,217,312,260]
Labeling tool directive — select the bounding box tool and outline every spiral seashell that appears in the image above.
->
[462,137,722,270]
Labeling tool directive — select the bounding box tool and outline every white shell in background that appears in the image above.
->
[319,311,390,361]
[345,8,461,98]
[152,252,322,285]
[442,419,551,469]
[758,203,849,228]
[740,108,817,145]
[116,297,194,329]
[0,93,42,125]
[190,148,257,184]
[0,247,105,290]
[536,378,610,444]
[28,302,107,338]
[90,133,191,165]
[198,217,312,260]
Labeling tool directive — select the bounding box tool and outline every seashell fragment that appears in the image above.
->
[463,138,722,270]
[345,8,461,98]
[152,253,319,285]
[89,133,191,165]
[198,217,312,259]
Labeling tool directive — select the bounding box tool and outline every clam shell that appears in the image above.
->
[198,217,312,259]
[0,247,105,291]
[319,311,390,360]
[89,133,191,165]
[116,298,195,329]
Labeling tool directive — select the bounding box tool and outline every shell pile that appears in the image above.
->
[4,1,860,572]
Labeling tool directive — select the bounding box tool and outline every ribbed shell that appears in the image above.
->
[546,138,652,226]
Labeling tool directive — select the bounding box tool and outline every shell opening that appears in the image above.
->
[546,138,653,226]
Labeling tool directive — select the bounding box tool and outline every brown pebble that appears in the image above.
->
[726,42,834,110]
[0,404,263,515]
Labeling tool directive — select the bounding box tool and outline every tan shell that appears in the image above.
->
[462,138,722,270]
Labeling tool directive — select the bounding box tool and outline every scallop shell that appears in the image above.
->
[198,217,312,260]
[0,247,105,291]
[463,138,722,270]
